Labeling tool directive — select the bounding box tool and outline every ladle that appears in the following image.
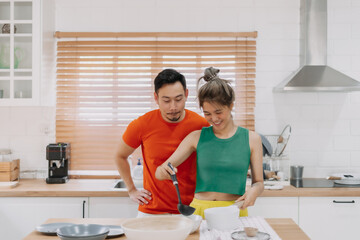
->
[167,162,195,216]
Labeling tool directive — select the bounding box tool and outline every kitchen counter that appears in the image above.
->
[1,179,360,197]
[23,218,310,240]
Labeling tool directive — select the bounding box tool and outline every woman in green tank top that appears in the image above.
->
[155,67,264,218]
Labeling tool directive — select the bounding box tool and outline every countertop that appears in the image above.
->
[1,179,360,197]
[23,218,310,240]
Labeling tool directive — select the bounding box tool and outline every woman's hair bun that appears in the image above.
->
[203,67,220,82]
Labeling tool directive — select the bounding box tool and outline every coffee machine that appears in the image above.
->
[46,143,70,184]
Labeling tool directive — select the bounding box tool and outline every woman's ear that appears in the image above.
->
[230,102,234,111]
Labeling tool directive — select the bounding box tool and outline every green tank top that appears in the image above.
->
[195,126,250,195]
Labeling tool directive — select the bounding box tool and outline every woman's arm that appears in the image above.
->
[155,130,201,180]
[236,130,264,208]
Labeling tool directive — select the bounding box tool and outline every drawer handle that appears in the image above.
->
[83,200,86,218]
[333,200,355,203]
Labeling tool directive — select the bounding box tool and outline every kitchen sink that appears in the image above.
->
[113,180,127,188]
[113,179,143,189]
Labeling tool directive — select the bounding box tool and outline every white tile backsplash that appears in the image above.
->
[0,106,55,171]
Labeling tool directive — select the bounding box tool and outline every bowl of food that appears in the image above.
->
[204,205,239,231]
[57,224,109,240]
[121,216,193,240]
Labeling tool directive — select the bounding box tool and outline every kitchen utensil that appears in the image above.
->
[36,222,75,236]
[274,125,291,157]
[260,134,273,157]
[57,224,109,240]
[231,230,270,240]
[121,216,193,240]
[204,205,240,231]
[167,162,195,216]
[290,165,304,180]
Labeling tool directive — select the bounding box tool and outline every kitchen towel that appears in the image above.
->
[199,216,281,240]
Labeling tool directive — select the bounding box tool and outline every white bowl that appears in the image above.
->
[204,206,239,231]
[121,216,193,240]
[57,224,109,240]
[186,215,202,234]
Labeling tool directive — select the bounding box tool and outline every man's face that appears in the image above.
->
[154,82,188,123]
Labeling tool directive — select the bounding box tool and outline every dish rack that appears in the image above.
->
[263,135,290,180]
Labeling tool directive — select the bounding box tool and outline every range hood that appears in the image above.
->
[274,0,360,92]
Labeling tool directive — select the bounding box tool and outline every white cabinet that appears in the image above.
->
[248,197,299,224]
[0,197,88,240]
[0,0,41,105]
[89,197,138,218]
[299,197,360,240]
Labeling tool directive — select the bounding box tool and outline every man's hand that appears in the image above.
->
[128,188,152,205]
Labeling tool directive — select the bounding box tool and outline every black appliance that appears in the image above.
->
[290,178,360,188]
[46,143,70,184]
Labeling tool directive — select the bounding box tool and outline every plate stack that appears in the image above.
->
[57,224,109,240]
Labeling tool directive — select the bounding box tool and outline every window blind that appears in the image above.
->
[55,32,257,171]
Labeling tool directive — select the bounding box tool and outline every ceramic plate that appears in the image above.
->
[334,179,360,185]
[106,225,124,238]
[231,230,270,240]
[36,222,75,235]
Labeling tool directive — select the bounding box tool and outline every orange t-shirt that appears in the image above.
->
[122,109,209,214]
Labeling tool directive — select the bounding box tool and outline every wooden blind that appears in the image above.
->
[55,32,257,171]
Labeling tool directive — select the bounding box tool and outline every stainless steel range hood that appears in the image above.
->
[274,0,360,92]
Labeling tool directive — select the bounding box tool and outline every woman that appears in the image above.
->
[155,67,264,218]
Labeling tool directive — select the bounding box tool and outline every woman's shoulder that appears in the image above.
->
[247,130,262,149]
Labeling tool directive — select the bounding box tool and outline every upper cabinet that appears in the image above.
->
[0,0,40,105]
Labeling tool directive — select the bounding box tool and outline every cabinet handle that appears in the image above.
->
[82,200,86,218]
[333,200,355,203]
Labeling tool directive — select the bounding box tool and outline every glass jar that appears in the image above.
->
[0,149,12,162]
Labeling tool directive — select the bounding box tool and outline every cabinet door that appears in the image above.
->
[299,197,360,240]
[0,0,40,105]
[247,197,299,224]
[89,197,138,218]
[0,197,88,240]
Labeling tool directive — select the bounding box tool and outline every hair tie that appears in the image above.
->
[208,75,217,81]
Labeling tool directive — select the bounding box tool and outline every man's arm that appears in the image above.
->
[115,138,152,205]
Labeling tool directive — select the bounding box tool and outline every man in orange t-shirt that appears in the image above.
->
[115,69,209,215]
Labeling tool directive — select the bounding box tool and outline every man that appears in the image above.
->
[115,69,209,216]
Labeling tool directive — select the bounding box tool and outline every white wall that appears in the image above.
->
[1,0,359,177]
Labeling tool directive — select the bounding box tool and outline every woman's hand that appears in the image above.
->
[155,162,177,180]
[235,182,264,209]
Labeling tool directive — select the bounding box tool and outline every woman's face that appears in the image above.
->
[202,101,233,131]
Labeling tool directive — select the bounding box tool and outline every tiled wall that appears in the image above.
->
[1,0,359,177]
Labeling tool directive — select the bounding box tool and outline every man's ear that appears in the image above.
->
[154,92,159,105]
[185,88,189,99]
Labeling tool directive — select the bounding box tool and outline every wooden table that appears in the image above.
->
[24,218,310,240]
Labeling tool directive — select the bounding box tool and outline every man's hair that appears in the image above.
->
[154,69,186,94]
